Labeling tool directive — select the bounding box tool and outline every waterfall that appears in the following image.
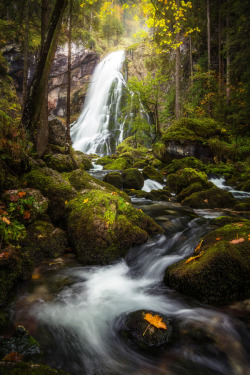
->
[70,50,126,156]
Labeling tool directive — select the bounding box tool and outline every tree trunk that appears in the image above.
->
[189,35,193,85]
[207,0,211,70]
[22,0,29,110]
[36,0,50,157]
[218,0,222,90]
[66,0,72,153]
[175,0,181,120]
[22,0,68,138]
[226,0,230,105]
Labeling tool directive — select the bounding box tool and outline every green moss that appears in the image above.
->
[122,168,144,190]
[116,137,148,160]
[166,168,209,194]
[103,157,132,170]
[211,216,248,226]
[164,221,250,304]
[142,166,164,183]
[43,154,76,173]
[103,172,123,189]
[163,157,205,175]
[153,141,167,161]
[23,168,77,223]
[0,361,69,374]
[67,190,163,265]
[177,182,213,202]
[182,186,237,209]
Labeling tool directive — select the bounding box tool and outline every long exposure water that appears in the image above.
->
[8,185,250,375]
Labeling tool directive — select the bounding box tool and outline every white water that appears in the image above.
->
[71,51,126,156]
[142,179,165,192]
[210,177,250,199]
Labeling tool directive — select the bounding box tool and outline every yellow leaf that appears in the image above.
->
[2,217,11,225]
[194,240,203,252]
[185,251,204,264]
[111,192,118,196]
[144,313,167,330]
[65,200,68,205]
[83,198,89,204]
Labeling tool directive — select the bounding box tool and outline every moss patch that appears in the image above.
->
[142,166,164,183]
[182,186,237,209]
[166,168,209,194]
[164,221,250,304]
[67,190,163,265]
[122,168,144,190]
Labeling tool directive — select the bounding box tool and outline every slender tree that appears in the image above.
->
[22,0,68,141]
[66,0,72,153]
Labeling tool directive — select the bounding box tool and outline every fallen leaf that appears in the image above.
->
[130,189,135,191]
[83,198,89,204]
[144,313,167,330]
[18,191,26,198]
[230,238,245,244]
[3,352,23,362]
[1,217,11,225]
[9,194,19,202]
[216,237,222,241]
[23,211,31,220]
[111,191,118,196]
[65,200,68,205]
[204,199,208,203]
[194,240,203,252]
[0,252,11,259]
[185,251,204,264]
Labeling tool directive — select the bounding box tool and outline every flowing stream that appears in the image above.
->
[7,192,250,375]
[70,51,126,156]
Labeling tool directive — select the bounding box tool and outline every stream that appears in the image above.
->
[6,170,250,375]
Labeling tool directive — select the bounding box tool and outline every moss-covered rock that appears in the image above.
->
[67,190,163,265]
[177,182,213,202]
[142,166,164,183]
[0,361,69,375]
[0,326,40,361]
[132,160,148,169]
[121,310,172,348]
[211,216,248,227]
[166,168,209,194]
[103,172,123,189]
[163,157,205,175]
[23,168,77,223]
[122,168,144,190]
[233,198,250,211]
[0,161,21,196]
[65,169,129,201]
[182,185,237,209]
[103,157,132,170]
[48,116,66,147]
[0,246,33,306]
[43,154,77,173]
[164,221,250,304]
[116,136,148,160]
[21,220,68,262]
[73,150,92,170]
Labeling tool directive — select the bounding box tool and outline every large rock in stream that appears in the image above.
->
[67,190,163,265]
[164,221,250,305]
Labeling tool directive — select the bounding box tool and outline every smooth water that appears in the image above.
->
[142,179,165,192]
[70,51,126,156]
[209,177,250,199]
[8,199,250,375]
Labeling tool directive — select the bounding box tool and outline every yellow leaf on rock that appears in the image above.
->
[144,313,167,330]
[185,251,204,264]
[83,198,89,204]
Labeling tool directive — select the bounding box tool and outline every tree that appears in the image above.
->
[66,0,72,153]
[22,0,68,143]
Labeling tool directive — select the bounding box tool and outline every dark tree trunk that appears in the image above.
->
[226,0,230,105]
[22,0,29,110]
[36,0,50,157]
[66,0,72,153]
[22,0,68,139]
[175,0,181,120]
[207,0,211,70]
[218,0,222,90]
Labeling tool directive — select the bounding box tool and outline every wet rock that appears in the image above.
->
[48,117,66,147]
[0,246,33,306]
[166,168,209,195]
[44,154,77,173]
[103,172,123,189]
[24,168,77,223]
[164,221,250,304]
[67,190,163,265]
[121,310,173,348]
[21,220,68,263]
[0,326,40,361]
[122,168,144,190]
[142,166,164,183]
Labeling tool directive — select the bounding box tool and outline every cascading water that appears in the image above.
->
[70,50,127,156]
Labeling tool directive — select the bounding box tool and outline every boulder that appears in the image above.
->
[122,168,144,190]
[121,310,172,348]
[142,166,164,183]
[164,221,250,304]
[103,157,132,171]
[182,185,237,208]
[103,172,123,189]
[0,245,33,306]
[24,168,77,223]
[21,220,68,262]
[166,168,209,195]
[48,117,66,146]
[67,190,163,265]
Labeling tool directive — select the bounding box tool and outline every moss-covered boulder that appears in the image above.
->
[177,182,211,202]
[0,361,69,374]
[164,221,250,304]
[103,172,123,189]
[23,168,77,223]
[48,116,66,147]
[2,189,49,224]
[125,189,171,202]
[121,310,172,348]
[65,169,129,201]
[142,166,164,183]
[132,160,148,169]
[122,168,144,190]
[73,150,92,170]
[0,326,40,361]
[0,246,33,306]
[43,154,77,173]
[21,221,68,262]
[116,137,148,160]
[67,190,163,265]
[103,157,132,170]
[182,185,237,209]
[163,157,205,175]
[166,168,209,194]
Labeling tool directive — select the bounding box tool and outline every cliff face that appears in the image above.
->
[2,44,99,120]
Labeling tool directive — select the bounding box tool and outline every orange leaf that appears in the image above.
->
[185,251,204,264]
[3,352,23,362]
[111,191,118,196]
[216,237,222,241]
[18,191,26,198]
[1,217,11,225]
[23,211,31,220]
[0,252,11,259]
[144,313,167,330]
[194,240,203,252]
[204,199,208,203]
[230,238,245,244]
